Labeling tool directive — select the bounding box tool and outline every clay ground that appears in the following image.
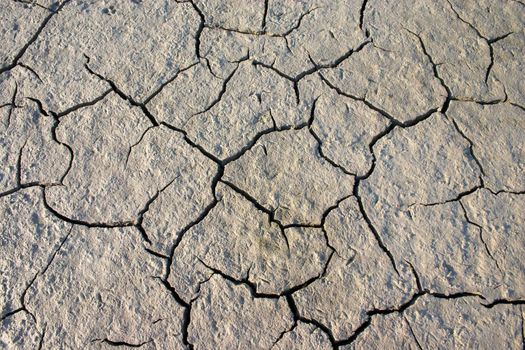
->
[1,0,524,349]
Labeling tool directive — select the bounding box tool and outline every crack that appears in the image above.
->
[404,316,423,350]
[285,295,337,346]
[125,125,156,167]
[261,0,269,31]
[155,278,194,348]
[176,0,205,60]
[4,82,18,128]
[270,321,298,349]
[307,96,357,176]
[0,139,61,199]
[406,260,423,293]
[164,198,220,281]
[444,0,513,86]
[359,0,369,33]
[91,338,152,348]
[198,240,334,298]
[336,291,483,346]
[219,179,290,249]
[407,184,482,208]
[252,38,371,102]
[42,188,135,228]
[204,7,318,39]
[482,299,525,308]
[37,324,46,350]
[186,60,243,121]
[458,202,503,273]
[135,175,180,245]
[142,61,199,105]
[54,89,112,118]
[17,62,43,82]
[405,28,452,113]
[1,225,73,323]
[352,180,400,275]
[0,0,71,74]
[318,73,398,123]
[83,54,159,126]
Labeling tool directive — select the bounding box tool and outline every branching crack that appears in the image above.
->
[83,54,159,126]
[458,202,503,273]
[0,0,71,74]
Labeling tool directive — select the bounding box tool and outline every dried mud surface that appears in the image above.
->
[1,0,524,349]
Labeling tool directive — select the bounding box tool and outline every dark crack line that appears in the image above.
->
[198,245,334,299]
[261,0,269,30]
[270,321,298,349]
[307,96,357,176]
[165,198,220,281]
[18,62,43,83]
[205,7,318,39]
[37,324,46,350]
[5,82,18,128]
[407,184,482,208]
[318,72,398,123]
[0,0,71,74]
[444,0,513,86]
[142,61,200,105]
[135,175,180,245]
[405,28,452,113]
[252,39,371,100]
[482,299,525,308]
[352,180,400,275]
[404,316,423,350]
[176,0,205,60]
[83,55,159,126]
[336,291,484,346]
[54,89,112,118]
[91,338,152,348]
[187,61,242,120]
[155,278,194,348]
[2,225,73,323]
[42,188,135,228]
[285,295,338,346]
[125,125,156,167]
[219,179,290,249]
[458,202,503,273]
[359,0,369,32]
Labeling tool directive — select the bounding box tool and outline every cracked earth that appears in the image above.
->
[1,0,524,349]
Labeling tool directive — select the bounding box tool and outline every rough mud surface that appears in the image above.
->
[1,0,524,349]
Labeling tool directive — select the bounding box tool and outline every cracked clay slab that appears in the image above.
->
[1,0,524,349]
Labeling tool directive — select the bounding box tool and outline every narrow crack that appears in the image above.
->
[352,180,400,275]
[444,0,513,86]
[83,54,159,126]
[91,338,152,348]
[1,225,73,323]
[252,38,371,103]
[219,179,290,249]
[135,175,180,245]
[405,28,452,113]
[458,201,503,273]
[359,0,369,33]
[142,61,199,105]
[404,316,423,350]
[307,96,357,176]
[54,89,112,118]
[17,62,43,82]
[176,0,205,60]
[0,0,71,74]
[5,82,18,128]
[482,299,525,308]
[261,0,269,31]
